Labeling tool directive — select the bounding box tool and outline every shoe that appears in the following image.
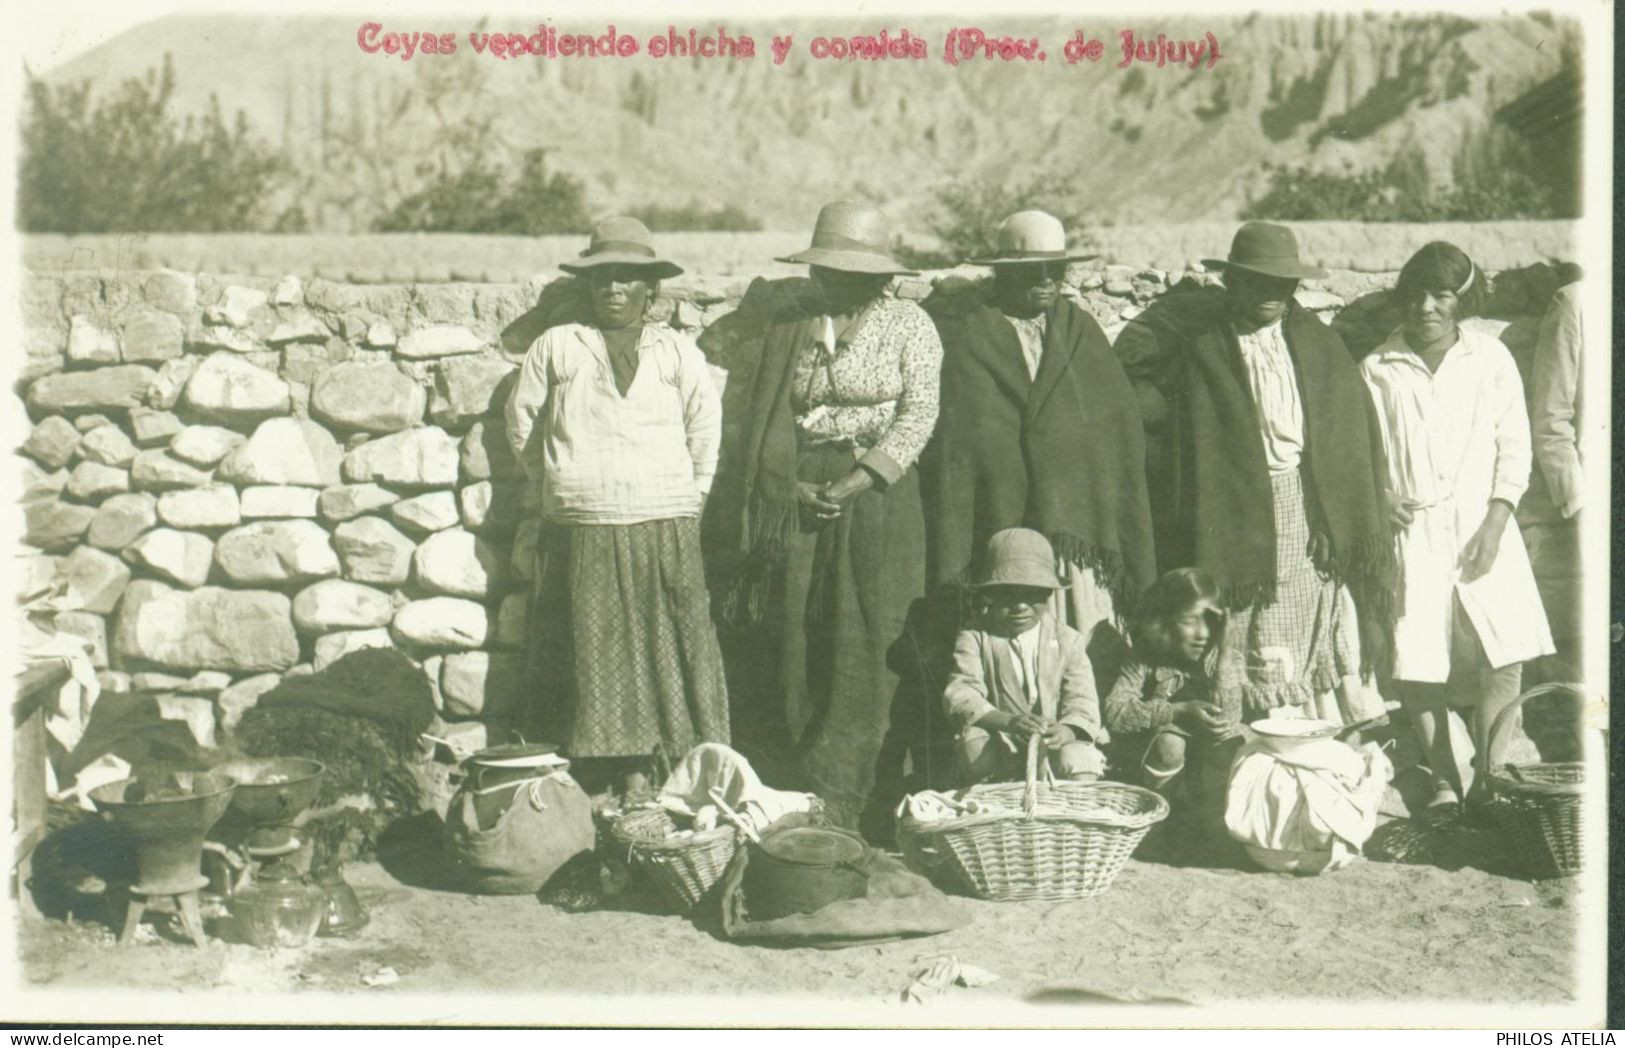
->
[1419,786,1462,828]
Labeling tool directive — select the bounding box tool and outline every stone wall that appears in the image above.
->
[16,249,1571,756]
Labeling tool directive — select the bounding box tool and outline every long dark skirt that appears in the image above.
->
[775,445,928,830]
[524,517,730,760]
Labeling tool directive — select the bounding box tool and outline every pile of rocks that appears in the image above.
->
[17,259,1565,757]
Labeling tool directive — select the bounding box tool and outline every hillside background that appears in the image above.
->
[31,12,1583,236]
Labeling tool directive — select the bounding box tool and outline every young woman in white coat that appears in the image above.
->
[1359,241,1555,825]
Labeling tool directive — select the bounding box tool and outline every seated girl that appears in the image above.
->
[941,528,1106,785]
[1102,568,1240,796]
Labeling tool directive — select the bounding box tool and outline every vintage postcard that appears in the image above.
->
[1,0,1612,1030]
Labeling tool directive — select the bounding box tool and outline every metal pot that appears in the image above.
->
[741,826,868,921]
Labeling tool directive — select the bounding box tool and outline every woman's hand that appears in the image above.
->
[1171,700,1231,739]
[1387,490,1417,529]
[821,467,875,505]
[797,481,843,522]
[1460,501,1512,581]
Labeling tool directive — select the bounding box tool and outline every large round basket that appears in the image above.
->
[609,807,739,912]
[1486,683,1590,879]
[901,737,1169,901]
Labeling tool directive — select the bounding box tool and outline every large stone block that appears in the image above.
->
[123,528,215,588]
[292,579,395,634]
[332,516,415,586]
[54,611,109,669]
[266,311,330,346]
[130,449,213,491]
[318,483,399,522]
[310,362,426,433]
[169,425,245,467]
[22,416,81,469]
[440,651,523,719]
[214,520,340,585]
[24,499,96,551]
[391,597,489,649]
[67,315,120,365]
[206,285,270,329]
[22,462,68,502]
[156,484,242,529]
[28,365,157,416]
[341,426,458,487]
[217,672,280,733]
[240,485,320,519]
[458,421,522,481]
[77,424,138,468]
[413,528,505,599]
[119,308,185,363]
[390,490,460,534]
[113,581,300,673]
[63,546,132,615]
[215,417,343,487]
[397,324,485,359]
[65,461,131,501]
[143,357,200,411]
[313,628,395,671]
[87,492,158,551]
[143,270,198,316]
[182,352,291,426]
[429,357,515,428]
[129,408,184,447]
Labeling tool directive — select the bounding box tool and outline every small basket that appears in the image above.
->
[1486,683,1591,879]
[901,736,1169,901]
[609,807,740,912]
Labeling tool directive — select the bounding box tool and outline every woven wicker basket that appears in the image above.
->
[1486,683,1590,879]
[609,807,740,911]
[901,736,1169,901]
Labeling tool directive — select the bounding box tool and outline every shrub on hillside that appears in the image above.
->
[374,149,591,235]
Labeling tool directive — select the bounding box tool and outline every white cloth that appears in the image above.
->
[1234,319,1305,474]
[656,742,816,834]
[1361,328,1555,681]
[504,322,721,525]
[1224,736,1393,875]
[1529,283,1585,519]
[1005,312,1047,380]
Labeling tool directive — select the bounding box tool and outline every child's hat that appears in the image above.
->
[974,528,1062,590]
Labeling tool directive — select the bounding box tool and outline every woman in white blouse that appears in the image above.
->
[505,216,729,799]
[1360,241,1554,824]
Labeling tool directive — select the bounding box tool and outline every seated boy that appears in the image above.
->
[942,528,1106,784]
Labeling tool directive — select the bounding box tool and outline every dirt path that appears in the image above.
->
[15,826,1579,1022]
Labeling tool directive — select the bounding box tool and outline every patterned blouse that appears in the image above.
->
[790,298,943,486]
[1101,659,1212,735]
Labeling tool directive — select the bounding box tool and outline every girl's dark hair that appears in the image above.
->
[1131,567,1223,658]
[1394,241,1486,318]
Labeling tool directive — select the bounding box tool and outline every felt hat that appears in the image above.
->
[973,528,1062,590]
[776,201,918,275]
[967,210,1098,266]
[1202,221,1328,280]
[559,216,684,280]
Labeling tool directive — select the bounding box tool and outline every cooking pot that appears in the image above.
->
[741,826,868,920]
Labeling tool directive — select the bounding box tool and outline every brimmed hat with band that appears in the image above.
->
[1202,221,1328,280]
[966,210,1099,266]
[776,201,918,276]
[559,216,684,280]
[972,528,1063,591]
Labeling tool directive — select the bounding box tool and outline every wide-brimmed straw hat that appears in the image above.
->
[775,201,918,275]
[559,216,684,280]
[972,528,1062,591]
[967,210,1098,266]
[1202,221,1327,280]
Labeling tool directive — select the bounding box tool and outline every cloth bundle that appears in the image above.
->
[656,742,818,835]
[1224,736,1394,875]
[443,768,595,895]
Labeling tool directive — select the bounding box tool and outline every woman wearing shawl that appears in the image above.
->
[724,201,942,831]
[922,210,1155,649]
[1360,242,1554,823]
[504,217,729,797]
[1113,221,1391,729]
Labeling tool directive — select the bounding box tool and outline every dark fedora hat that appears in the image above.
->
[1202,221,1328,280]
[559,216,684,280]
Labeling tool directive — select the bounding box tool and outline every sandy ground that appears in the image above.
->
[14,810,1579,1019]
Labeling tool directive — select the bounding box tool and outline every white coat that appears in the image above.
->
[1360,327,1555,682]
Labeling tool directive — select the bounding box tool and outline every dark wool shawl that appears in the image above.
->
[1117,289,1393,670]
[921,292,1155,610]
